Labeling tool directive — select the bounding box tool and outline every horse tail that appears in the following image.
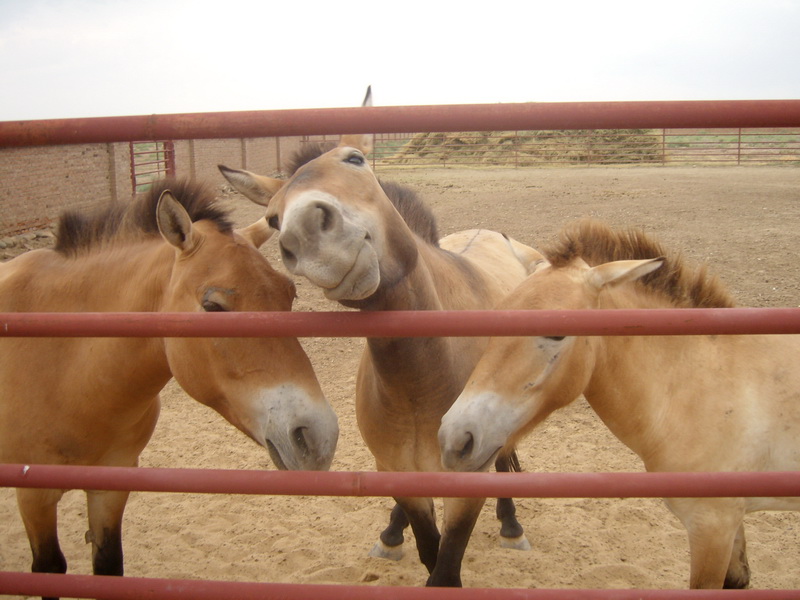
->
[496,449,522,474]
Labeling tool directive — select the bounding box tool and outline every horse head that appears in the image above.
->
[438,255,663,472]
[221,135,418,304]
[156,190,339,470]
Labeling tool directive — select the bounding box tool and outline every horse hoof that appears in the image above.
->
[369,540,404,561]
[500,534,531,551]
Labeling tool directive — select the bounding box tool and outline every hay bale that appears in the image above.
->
[384,129,662,166]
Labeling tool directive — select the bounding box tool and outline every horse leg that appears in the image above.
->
[494,451,530,551]
[392,496,440,575]
[426,496,485,587]
[16,488,67,600]
[724,523,750,589]
[85,489,130,576]
[670,498,744,589]
[369,503,409,561]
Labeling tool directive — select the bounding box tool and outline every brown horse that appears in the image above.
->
[0,180,338,595]
[220,136,541,587]
[439,220,800,589]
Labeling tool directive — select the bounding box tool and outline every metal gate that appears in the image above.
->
[129,140,175,192]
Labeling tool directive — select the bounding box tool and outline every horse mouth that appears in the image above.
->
[469,446,503,473]
[266,440,288,471]
[322,240,379,301]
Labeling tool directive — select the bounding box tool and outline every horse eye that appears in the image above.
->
[202,300,227,312]
[544,336,565,342]
[267,215,280,230]
[345,152,365,166]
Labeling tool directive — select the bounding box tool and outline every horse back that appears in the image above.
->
[439,229,537,301]
[0,249,55,310]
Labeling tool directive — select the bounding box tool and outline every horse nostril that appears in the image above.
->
[317,204,333,232]
[292,426,310,458]
[280,243,297,268]
[459,432,475,460]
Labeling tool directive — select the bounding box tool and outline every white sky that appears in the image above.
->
[1,0,798,121]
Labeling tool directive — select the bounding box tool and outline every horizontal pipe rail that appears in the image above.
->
[0,572,796,600]
[2,100,800,147]
[2,464,799,499]
[1,308,799,338]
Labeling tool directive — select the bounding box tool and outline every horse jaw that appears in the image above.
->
[278,190,381,301]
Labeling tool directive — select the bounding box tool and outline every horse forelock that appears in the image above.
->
[285,142,334,176]
[544,220,735,308]
[54,178,233,256]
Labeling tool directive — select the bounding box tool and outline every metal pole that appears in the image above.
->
[3,100,800,148]
[2,308,800,338]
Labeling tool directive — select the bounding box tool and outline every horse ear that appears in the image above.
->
[236,217,273,249]
[361,85,373,107]
[156,190,196,252]
[506,237,545,274]
[218,165,285,207]
[586,257,664,290]
[339,134,373,155]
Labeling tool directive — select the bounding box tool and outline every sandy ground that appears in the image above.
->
[1,165,799,597]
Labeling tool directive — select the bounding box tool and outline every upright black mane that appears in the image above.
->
[54,178,232,257]
[545,220,735,308]
[286,144,440,246]
[284,142,336,176]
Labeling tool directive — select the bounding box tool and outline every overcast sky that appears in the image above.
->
[1,0,798,121]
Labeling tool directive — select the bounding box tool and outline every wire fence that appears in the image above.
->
[342,128,800,168]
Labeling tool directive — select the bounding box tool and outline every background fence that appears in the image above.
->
[2,99,800,599]
[360,128,800,167]
[3,99,800,236]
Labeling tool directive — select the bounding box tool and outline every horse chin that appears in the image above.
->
[448,447,502,473]
[476,447,503,473]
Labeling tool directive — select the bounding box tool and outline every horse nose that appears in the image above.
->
[279,198,343,275]
[295,199,342,238]
[292,426,311,460]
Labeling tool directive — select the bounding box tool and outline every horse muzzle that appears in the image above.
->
[439,391,515,472]
[278,191,381,300]
[253,386,339,471]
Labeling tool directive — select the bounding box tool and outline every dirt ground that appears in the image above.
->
[1,165,799,596]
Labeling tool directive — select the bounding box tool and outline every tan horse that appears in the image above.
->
[439,220,800,589]
[220,136,541,587]
[0,180,338,594]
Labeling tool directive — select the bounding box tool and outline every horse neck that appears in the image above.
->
[359,241,490,401]
[47,241,176,311]
[581,289,705,466]
[1,241,177,434]
[47,241,175,377]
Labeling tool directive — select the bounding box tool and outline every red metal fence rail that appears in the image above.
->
[2,464,800,599]
[3,572,797,600]
[2,100,800,147]
[2,308,800,338]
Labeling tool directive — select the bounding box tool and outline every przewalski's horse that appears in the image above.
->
[439,220,800,589]
[0,180,338,594]
[219,136,541,587]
